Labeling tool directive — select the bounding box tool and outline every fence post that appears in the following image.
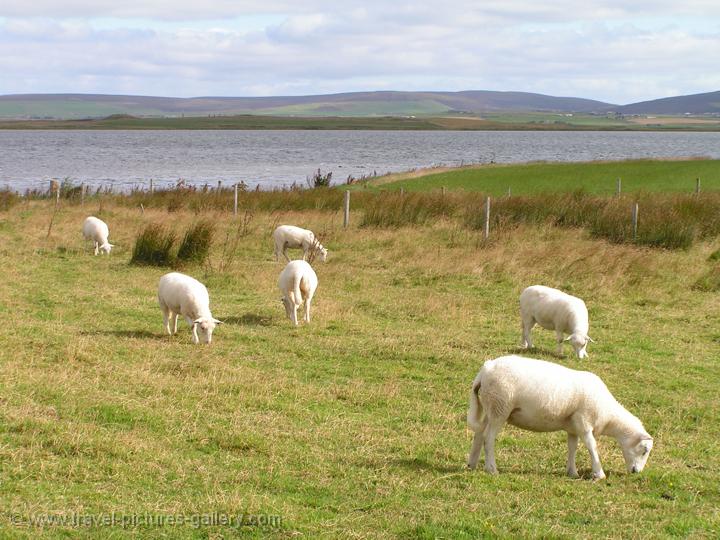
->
[150,178,154,194]
[483,196,490,240]
[399,187,404,197]
[696,177,700,194]
[80,182,85,206]
[217,180,222,190]
[55,181,60,208]
[343,190,350,229]
[632,202,639,242]
[616,177,621,196]
[507,187,511,197]
[441,186,446,197]
[234,183,239,215]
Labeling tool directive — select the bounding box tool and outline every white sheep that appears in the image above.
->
[272,225,328,263]
[157,272,222,344]
[278,260,318,326]
[82,216,114,255]
[467,355,653,479]
[520,285,594,358]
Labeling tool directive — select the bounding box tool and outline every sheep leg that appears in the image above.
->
[185,316,200,344]
[161,305,172,335]
[521,316,534,348]
[581,430,605,479]
[282,244,291,263]
[467,415,488,470]
[94,241,99,256]
[566,434,580,478]
[483,418,506,475]
[556,330,565,355]
[304,297,312,323]
[291,304,299,326]
[171,313,179,334]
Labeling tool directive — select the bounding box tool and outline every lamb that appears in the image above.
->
[157,272,222,344]
[520,285,594,358]
[272,225,327,263]
[278,260,318,326]
[467,355,653,479]
[82,216,114,255]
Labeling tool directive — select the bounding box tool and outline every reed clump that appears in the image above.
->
[130,224,177,266]
[176,221,215,265]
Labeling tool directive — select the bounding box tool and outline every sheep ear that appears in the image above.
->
[587,336,595,343]
[563,335,572,342]
[192,318,203,325]
[213,318,223,325]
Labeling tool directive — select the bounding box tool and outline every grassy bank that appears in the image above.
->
[2,113,720,131]
[357,158,720,195]
[1,197,719,538]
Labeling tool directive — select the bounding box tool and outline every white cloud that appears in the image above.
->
[0,2,719,103]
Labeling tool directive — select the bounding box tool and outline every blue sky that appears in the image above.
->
[0,1,718,104]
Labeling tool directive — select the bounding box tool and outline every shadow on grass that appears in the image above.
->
[506,345,567,360]
[81,329,160,339]
[220,313,275,327]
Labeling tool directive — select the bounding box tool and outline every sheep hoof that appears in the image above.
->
[592,471,606,480]
[567,469,580,479]
[484,466,498,475]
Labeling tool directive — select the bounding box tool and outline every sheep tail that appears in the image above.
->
[467,373,484,432]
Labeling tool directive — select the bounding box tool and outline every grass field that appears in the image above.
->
[2,113,720,131]
[358,159,720,195]
[1,190,719,538]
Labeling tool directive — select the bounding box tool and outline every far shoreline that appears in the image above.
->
[2,113,720,132]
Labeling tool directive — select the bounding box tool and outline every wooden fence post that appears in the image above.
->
[343,190,350,229]
[696,178,700,194]
[616,177,621,196]
[80,182,85,206]
[234,183,239,215]
[483,196,490,240]
[150,178,154,194]
[632,202,639,242]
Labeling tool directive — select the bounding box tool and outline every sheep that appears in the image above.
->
[278,260,318,326]
[520,285,594,359]
[272,225,327,263]
[82,216,114,255]
[467,355,653,479]
[157,272,222,344]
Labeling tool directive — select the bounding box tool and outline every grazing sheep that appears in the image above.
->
[278,260,318,326]
[520,285,594,358]
[272,225,327,263]
[467,355,653,479]
[82,216,114,255]
[157,272,222,344]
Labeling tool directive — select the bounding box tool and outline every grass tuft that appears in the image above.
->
[176,220,215,265]
[130,224,177,266]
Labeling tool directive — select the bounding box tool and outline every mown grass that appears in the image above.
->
[359,158,720,195]
[0,198,719,538]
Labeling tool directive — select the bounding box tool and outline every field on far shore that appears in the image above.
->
[1,169,719,538]
[2,113,720,131]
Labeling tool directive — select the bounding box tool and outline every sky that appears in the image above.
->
[0,1,719,104]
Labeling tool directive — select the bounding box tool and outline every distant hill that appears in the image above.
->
[616,90,720,115]
[0,89,718,120]
[0,91,615,119]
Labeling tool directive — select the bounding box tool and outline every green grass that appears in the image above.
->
[2,113,720,131]
[360,159,720,195]
[1,199,719,538]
